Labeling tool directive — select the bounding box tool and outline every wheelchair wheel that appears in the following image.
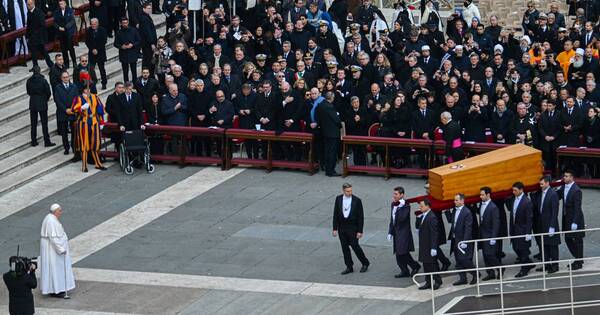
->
[125,165,134,175]
[119,144,126,171]
[147,164,155,173]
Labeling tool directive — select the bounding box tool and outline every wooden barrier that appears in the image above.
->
[100,123,226,168]
[341,135,444,179]
[224,129,316,174]
[0,3,90,73]
[556,146,600,186]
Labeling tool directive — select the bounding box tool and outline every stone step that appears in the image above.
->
[0,14,166,94]
[0,128,59,161]
[0,51,128,126]
[0,150,73,196]
[0,134,63,178]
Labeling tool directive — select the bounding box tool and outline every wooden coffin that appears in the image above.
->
[428,144,543,201]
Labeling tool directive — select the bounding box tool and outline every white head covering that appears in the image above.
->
[494,44,504,53]
[521,35,531,45]
[575,48,585,56]
[50,204,61,212]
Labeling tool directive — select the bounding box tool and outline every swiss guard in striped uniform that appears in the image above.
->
[71,81,107,172]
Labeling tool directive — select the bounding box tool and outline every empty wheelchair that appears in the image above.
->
[119,130,155,175]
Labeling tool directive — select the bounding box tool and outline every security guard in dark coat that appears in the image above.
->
[3,257,37,315]
[25,0,53,69]
[114,16,141,82]
[26,66,54,147]
[85,19,108,89]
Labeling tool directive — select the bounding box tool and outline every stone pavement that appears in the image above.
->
[1,163,600,314]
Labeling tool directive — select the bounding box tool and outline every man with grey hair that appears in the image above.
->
[333,183,370,274]
[160,83,188,126]
[39,204,75,298]
[440,111,464,162]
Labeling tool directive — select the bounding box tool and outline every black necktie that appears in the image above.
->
[568,109,572,115]
[422,110,426,117]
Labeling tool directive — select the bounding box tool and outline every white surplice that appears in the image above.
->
[39,213,75,294]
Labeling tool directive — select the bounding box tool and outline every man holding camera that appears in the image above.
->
[3,257,37,315]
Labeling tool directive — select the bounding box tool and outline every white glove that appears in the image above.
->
[571,223,578,231]
[490,240,496,245]
[459,243,467,250]
[525,234,532,241]
[549,227,555,236]
[387,234,392,242]
[81,103,90,111]
[99,124,104,130]
[430,249,437,257]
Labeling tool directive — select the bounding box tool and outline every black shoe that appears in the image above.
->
[500,252,506,258]
[95,166,107,170]
[535,267,544,272]
[514,258,522,264]
[433,282,442,290]
[441,262,451,272]
[360,265,369,273]
[548,266,559,274]
[569,263,582,271]
[31,141,39,147]
[50,292,65,298]
[341,268,353,275]
[453,280,468,286]
[44,142,56,147]
[71,156,81,163]
[83,167,88,173]
[101,84,107,90]
[482,274,496,281]
[418,284,431,290]
[515,271,528,278]
[533,253,542,260]
[410,265,421,277]
[64,149,70,155]
[469,273,480,285]
[395,272,410,278]
[327,172,341,177]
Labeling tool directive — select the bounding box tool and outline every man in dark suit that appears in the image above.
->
[317,91,342,177]
[419,46,439,76]
[507,182,535,278]
[411,97,436,168]
[85,18,108,89]
[134,67,159,111]
[255,80,276,158]
[478,187,501,281]
[26,66,54,147]
[25,0,53,70]
[208,90,235,128]
[417,199,442,290]
[422,182,452,271]
[559,97,584,147]
[538,102,561,172]
[118,82,144,131]
[138,3,157,75]
[105,82,125,150]
[114,17,141,82]
[556,170,586,270]
[388,186,421,278]
[53,0,76,69]
[490,99,513,144]
[344,96,370,166]
[274,82,303,160]
[53,71,78,155]
[332,183,370,274]
[449,193,477,285]
[222,64,242,100]
[533,176,560,273]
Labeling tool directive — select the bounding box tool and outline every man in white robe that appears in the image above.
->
[39,203,75,297]
[2,0,28,55]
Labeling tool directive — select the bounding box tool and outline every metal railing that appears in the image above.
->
[412,227,600,314]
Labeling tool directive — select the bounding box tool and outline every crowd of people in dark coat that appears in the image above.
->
[15,0,600,177]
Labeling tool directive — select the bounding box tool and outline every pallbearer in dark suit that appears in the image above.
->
[440,111,464,163]
[422,182,452,271]
[533,176,560,273]
[332,183,370,275]
[387,187,420,278]
[557,170,585,270]
[478,187,501,281]
[417,199,442,290]
[449,193,477,285]
[507,182,535,278]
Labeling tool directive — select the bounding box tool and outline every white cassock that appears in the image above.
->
[2,0,28,55]
[39,213,75,295]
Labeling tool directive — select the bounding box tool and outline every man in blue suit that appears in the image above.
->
[557,170,586,270]
[508,182,534,278]
[449,193,477,286]
[533,176,560,273]
[478,187,501,281]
